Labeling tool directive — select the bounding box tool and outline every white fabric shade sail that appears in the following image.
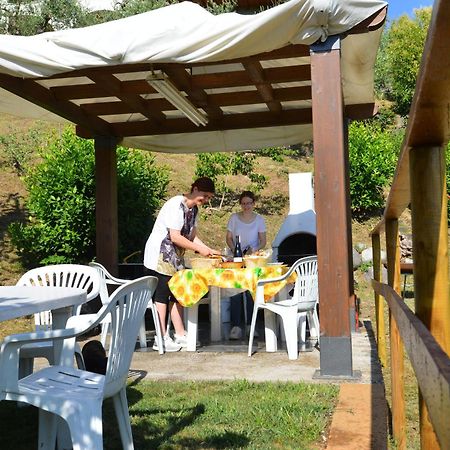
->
[0,0,387,153]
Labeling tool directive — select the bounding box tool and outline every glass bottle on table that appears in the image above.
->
[233,235,243,262]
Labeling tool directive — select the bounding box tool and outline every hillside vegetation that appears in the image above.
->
[0,114,379,284]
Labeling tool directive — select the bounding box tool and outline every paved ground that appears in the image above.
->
[131,319,384,385]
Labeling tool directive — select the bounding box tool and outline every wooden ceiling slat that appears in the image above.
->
[192,65,311,89]
[36,44,310,81]
[81,98,170,115]
[52,65,311,101]
[88,73,165,123]
[80,85,312,115]
[52,84,112,100]
[242,61,282,113]
[159,64,223,120]
[0,74,113,136]
[212,85,311,107]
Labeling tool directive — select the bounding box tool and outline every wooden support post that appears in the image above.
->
[410,146,449,450]
[385,218,406,449]
[385,219,402,292]
[310,36,355,378]
[372,232,387,366]
[95,136,119,276]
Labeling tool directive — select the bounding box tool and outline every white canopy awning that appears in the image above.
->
[0,0,387,153]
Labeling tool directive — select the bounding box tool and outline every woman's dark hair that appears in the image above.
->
[239,191,255,203]
[191,177,215,194]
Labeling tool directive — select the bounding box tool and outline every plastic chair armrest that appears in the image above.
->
[256,264,296,287]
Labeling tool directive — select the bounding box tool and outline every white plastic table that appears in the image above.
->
[0,286,87,365]
[0,285,87,446]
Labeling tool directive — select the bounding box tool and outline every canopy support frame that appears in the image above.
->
[310,36,357,379]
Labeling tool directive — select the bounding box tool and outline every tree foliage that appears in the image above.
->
[0,0,237,34]
[375,8,432,116]
[9,128,169,266]
[0,0,88,35]
[348,121,403,214]
[195,152,267,199]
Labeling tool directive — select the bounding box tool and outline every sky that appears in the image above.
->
[385,0,432,20]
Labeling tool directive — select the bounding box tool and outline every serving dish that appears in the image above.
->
[243,255,269,268]
[190,257,221,269]
[219,261,244,269]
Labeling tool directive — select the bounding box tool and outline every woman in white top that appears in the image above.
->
[226,191,267,339]
[144,177,220,352]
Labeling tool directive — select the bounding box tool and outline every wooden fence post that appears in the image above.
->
[385,218,406,449]
[372,232,387,366]
[410,145,449,450]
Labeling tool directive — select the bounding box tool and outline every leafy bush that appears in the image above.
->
[348,121,403,214]
[9,128,169,266]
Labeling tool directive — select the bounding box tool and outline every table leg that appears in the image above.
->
[186,304,199,352]
[210,286,222,342]
[51,306,74,366]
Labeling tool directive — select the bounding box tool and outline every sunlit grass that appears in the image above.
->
[0,379,338,449]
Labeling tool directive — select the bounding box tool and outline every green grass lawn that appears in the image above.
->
[0,379,338,449]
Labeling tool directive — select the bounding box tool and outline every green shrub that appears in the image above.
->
[9,128,169,266]
[348,121,403,214]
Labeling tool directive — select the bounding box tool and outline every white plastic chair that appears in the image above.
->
[15,264,101,376]
[89,262,163,354]
[247,256,318,360]
[0,276,158,450]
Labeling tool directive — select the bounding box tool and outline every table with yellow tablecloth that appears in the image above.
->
[169,265,296,350]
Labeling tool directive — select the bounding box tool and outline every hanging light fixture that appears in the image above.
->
[146,71,208,127]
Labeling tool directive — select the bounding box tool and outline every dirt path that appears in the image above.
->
[326,384,387,449]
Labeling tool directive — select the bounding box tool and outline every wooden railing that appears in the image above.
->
[371,280,450,449]
[369,1,450,448]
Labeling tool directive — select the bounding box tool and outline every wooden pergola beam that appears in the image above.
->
[242,60,282,113]
[160,64,223,120]
[0,74,113,137]
[77,107,313,138]
[88,72,166,123]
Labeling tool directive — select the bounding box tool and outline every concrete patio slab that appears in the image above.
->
[130,320,384,385]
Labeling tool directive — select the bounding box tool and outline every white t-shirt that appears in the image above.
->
[226,213,266,252]
[144,195,198,275]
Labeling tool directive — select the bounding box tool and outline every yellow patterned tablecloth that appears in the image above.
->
[169,266,296,307]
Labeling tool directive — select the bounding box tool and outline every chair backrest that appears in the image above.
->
[291,256,318,309]
[16,264,101,326]
[89,261,128,306]
[102,276,158,397]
